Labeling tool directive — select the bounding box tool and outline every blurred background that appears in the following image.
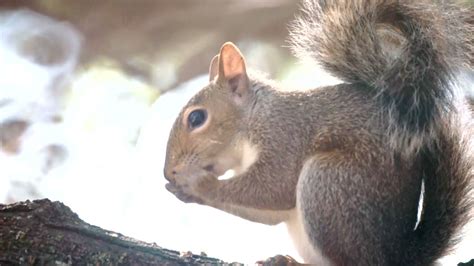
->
[0,0,472,264]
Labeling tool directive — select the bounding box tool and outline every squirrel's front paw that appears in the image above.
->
[165,182,204,204]
[165,172,218,204]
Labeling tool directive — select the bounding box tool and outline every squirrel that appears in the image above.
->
[164,0,474,265]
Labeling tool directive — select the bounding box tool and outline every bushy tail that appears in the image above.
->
[411,128,473,265]
[289,0,474,264]
[289,0,473,154]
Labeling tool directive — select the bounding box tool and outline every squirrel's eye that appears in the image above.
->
[188,109,207,129]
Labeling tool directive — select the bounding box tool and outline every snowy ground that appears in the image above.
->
[0,9,473,265]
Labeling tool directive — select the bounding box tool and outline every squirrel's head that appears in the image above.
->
[164,42,257,183]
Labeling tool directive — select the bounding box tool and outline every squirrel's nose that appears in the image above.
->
[163,166,178,182]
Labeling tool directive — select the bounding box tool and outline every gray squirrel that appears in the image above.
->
[163,0,474,265]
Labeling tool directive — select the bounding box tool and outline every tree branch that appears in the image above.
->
[0,199,241,265]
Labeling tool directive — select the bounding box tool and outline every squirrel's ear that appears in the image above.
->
[217,42,250,101]
[209,54,219,82]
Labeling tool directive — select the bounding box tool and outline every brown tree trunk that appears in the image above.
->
[0,199,241,265]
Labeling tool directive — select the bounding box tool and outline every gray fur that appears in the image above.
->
[289,0,474,156]
[164,0,474,265]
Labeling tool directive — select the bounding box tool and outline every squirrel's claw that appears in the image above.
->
[256,255,303,266]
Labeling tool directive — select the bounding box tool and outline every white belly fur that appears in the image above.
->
[285,208,331,265]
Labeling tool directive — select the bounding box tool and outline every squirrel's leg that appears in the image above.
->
[295,156,421,265]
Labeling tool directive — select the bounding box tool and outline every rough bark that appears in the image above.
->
[0,199,473,265]
[0,199,241,265]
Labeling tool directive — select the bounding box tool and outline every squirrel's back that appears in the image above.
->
[290,0,473,155]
